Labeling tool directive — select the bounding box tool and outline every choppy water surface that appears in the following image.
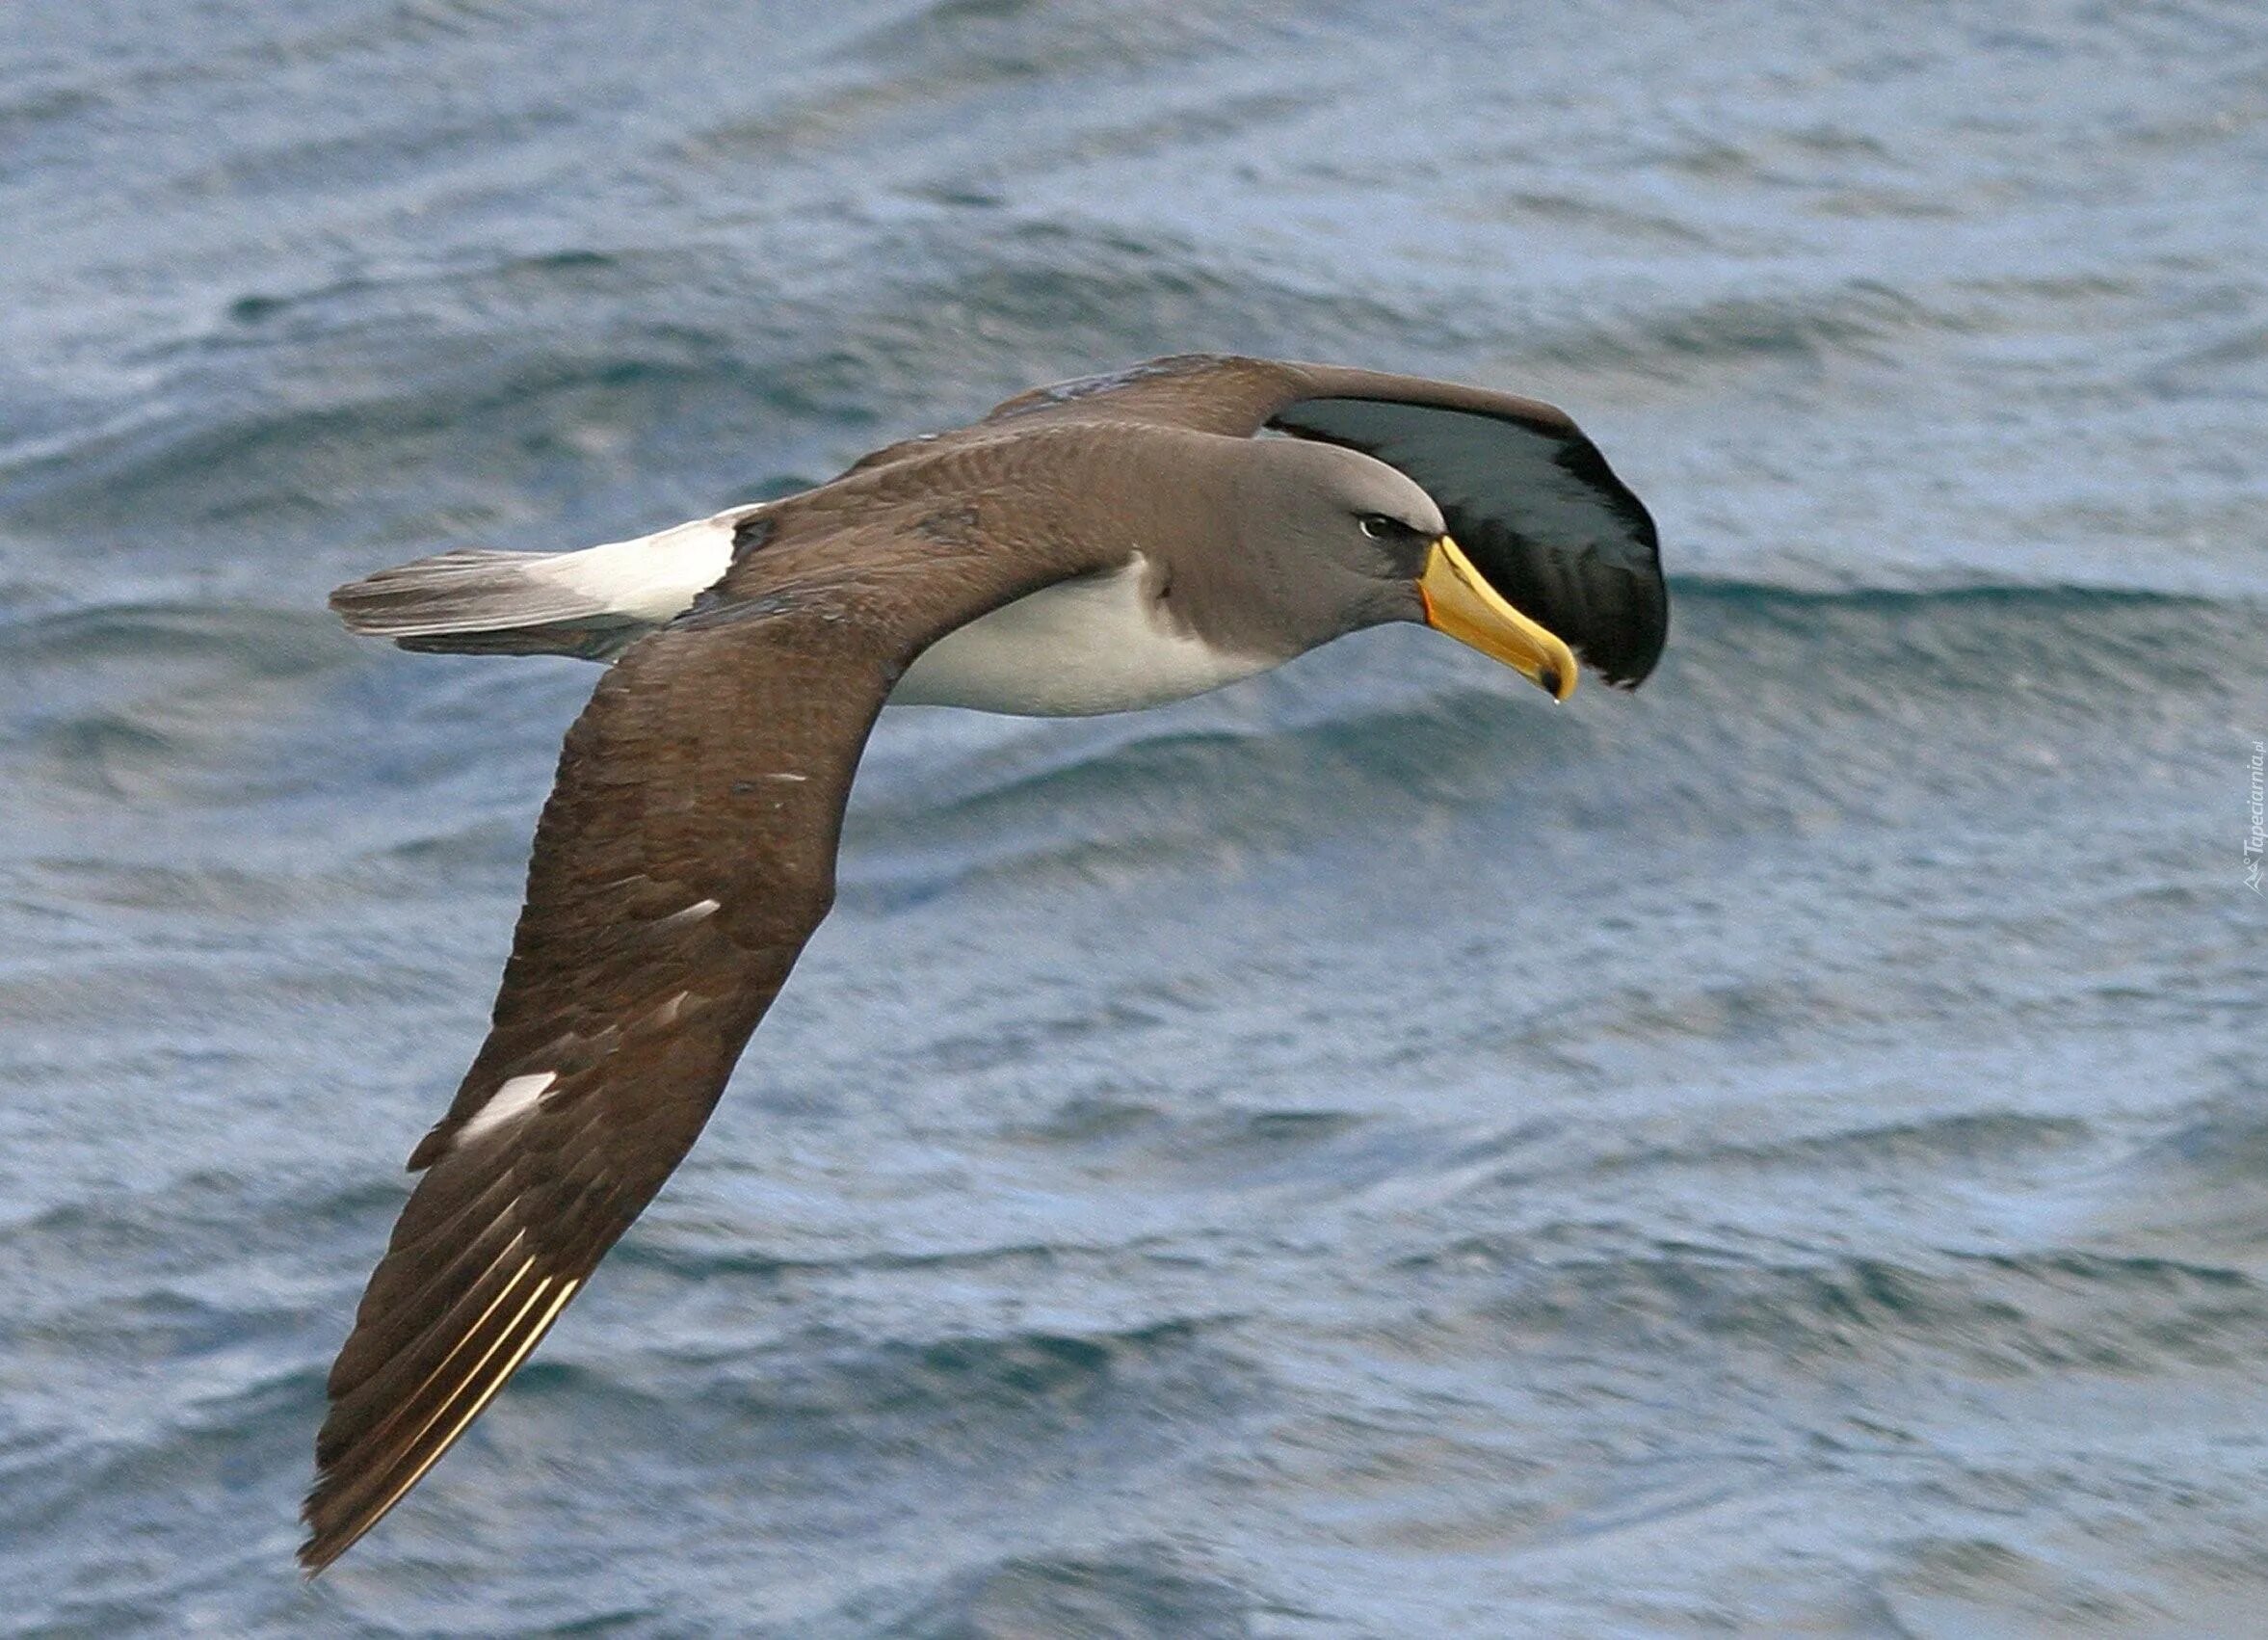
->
[3,2,2264,1634]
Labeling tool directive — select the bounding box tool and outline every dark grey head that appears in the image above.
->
[1149,433,1578,698]
[1160,437,1445,657]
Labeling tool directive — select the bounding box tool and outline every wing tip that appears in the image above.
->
[296,1522,353,1579]
[297,1269,582,1574]
[298,1467,381,1577]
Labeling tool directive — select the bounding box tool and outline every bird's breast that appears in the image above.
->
[887,554,1280,717]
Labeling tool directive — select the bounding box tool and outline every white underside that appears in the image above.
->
[890,556,1279,716]
[543,516,1280,717]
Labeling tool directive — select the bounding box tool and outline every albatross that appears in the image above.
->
[303,353,1667,1571]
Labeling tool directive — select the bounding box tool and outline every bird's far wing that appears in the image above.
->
[302,516,1094,1573]
[986,356,1667,688]
[1266,379,1665,688]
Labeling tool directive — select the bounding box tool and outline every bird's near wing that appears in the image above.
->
[302,515,1099,1573]
[986,355,1667,688]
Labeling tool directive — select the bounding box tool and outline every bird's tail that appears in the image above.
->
[329,510,754,660]
[329,548,637,658]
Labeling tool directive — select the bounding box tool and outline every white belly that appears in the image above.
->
[888,555,1279,717]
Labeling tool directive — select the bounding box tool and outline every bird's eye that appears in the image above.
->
[1358,513,1406,541]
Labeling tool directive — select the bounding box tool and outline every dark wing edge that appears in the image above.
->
[302,521,1096,1574]
[982,356,1667,688]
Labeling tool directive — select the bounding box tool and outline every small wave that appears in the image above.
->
[1387,1239,2268,1383]
[466,1313,1257,1573]
[829,0,1253,90]
[0,601,355,807]
[847,1544,1253,1640]
[665,1316,1238,1426]
[1590,1111,2097,1179]
[1521,278,1964,381]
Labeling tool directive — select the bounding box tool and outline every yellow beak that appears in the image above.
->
[1417,535,1578,702]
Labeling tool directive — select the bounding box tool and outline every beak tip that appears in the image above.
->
[1419,536,1581,702]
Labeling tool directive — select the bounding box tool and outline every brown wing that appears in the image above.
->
[302,514,1100,1573]
[986,355,1667,687]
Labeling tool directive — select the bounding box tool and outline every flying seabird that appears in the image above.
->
[303,353,1666,1572]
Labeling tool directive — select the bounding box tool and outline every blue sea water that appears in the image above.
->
[2,1,2264,1633]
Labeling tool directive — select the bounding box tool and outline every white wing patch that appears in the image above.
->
[455,1071,557,1149]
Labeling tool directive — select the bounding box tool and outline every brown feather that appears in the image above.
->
[301,509,1109,1572]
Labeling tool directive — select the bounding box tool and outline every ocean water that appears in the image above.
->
[2,1,2264,1633]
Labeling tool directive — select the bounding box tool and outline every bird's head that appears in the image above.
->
[1232,438,1578,701]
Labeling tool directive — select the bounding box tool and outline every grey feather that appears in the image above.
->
[330,549,642,659]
